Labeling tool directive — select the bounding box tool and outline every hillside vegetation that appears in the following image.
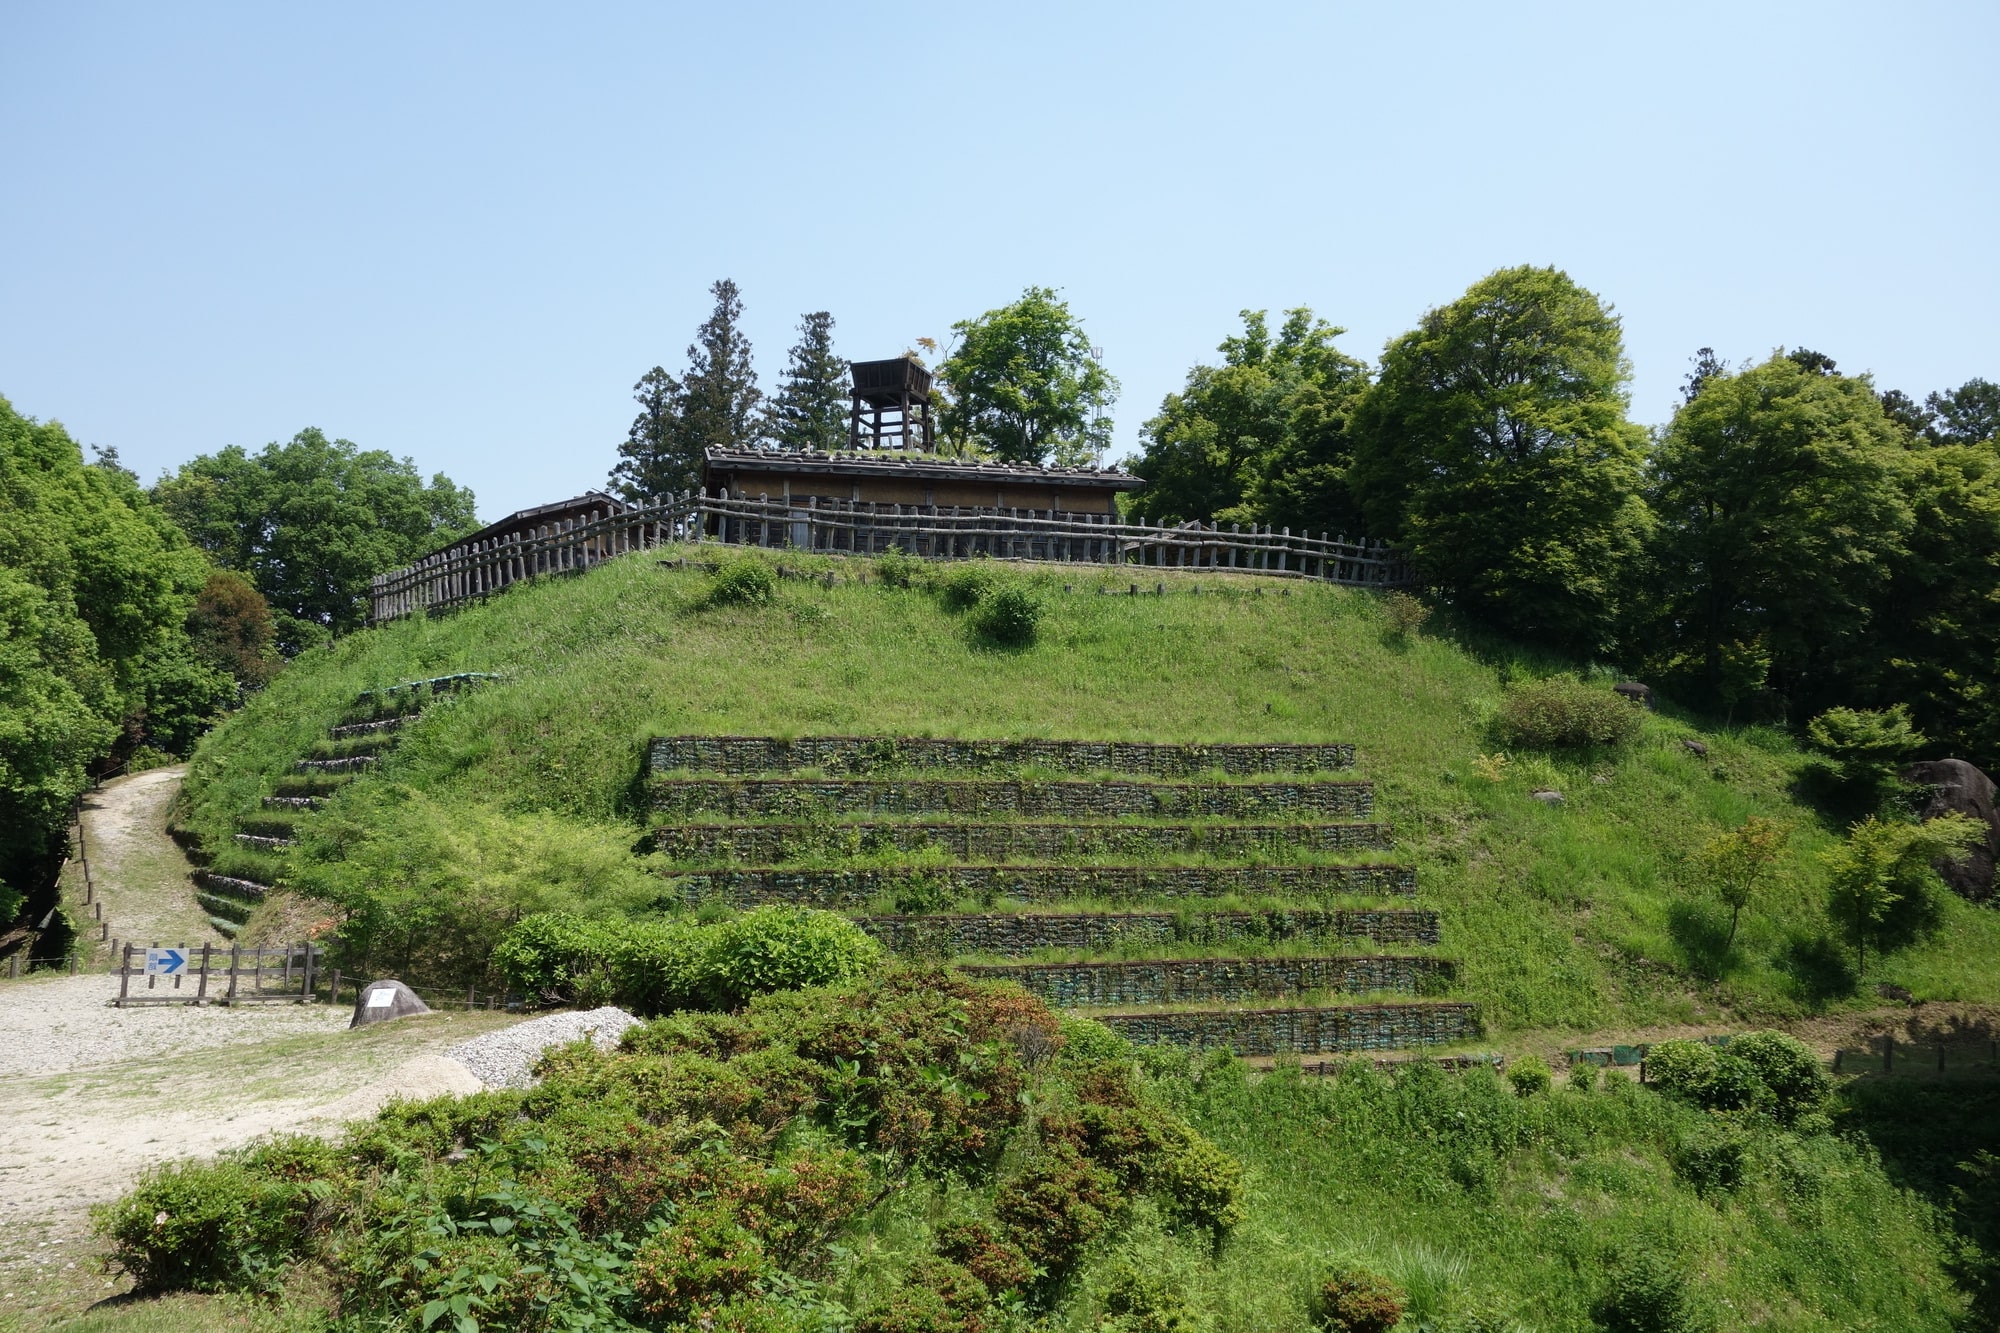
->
[181,546,2000,1029]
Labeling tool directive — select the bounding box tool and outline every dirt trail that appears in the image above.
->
[73,766,221,951]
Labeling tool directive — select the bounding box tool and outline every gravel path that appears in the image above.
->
[0,972,352,1080]
[447,1006,642,1088]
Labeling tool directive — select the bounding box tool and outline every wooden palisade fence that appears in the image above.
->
[371,492,1415,623]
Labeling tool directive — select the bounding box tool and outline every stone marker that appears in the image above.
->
[351,978,431,1028]
[1531,789,1565,805]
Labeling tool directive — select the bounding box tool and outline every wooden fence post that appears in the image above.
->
[195,942,212,1004]
[118,942,132,1006]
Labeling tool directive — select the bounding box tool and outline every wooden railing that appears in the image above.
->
[369,491,1414,623]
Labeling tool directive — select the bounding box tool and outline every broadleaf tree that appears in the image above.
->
[939,287,1117,467]
[1348,265,1652,654]
[155,429,477,651]
[1129,308,1370,536]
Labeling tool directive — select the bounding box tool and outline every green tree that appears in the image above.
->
[608,366,690,501]
[1926,377,2000,445]
[763,311,849,453]
[1641,353,1912,714]
[156,429,476,650]
[1697,816,1788,944]
[677,278,764,454]
[1129,308,1369,534]
[939,287,1118,466]
[1,396,225,907]
[1823,814,1982,974]
[1348,266,1651,653]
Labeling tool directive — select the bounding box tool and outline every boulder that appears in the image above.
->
[1614,681,1655,710]
[351,978,432,1028]
[1901,759,2000,902]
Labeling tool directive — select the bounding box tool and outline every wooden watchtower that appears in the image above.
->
[849,355,935,451]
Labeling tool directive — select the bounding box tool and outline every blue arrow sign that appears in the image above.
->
[144,948,188,976]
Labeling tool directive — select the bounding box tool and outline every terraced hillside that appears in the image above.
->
[175,545,2000,1030]
[646,733,1478,1060]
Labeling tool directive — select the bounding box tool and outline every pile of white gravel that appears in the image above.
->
[445,1006,642,1089]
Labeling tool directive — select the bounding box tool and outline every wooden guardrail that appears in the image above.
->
[370,492,1415,623]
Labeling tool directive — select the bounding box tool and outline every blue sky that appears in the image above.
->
[4,2,1995,519]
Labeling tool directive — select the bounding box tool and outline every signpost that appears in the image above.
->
[145,947,188,977]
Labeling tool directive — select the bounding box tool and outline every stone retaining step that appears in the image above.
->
[263,795,324,811]
[679,862,1416,909]
[196,890,255,925]
[652,778,1373,820]
[654,820,1393,863]
[328,716,407,739]
[234,833,296,852]
[193,870,271,900]
[271,775,350,798]
[649,735,1355,778]
[860,907,1440,956]
[964,955,1452,1007]
[1095,1001,1480,1056]
[295,755,378,773]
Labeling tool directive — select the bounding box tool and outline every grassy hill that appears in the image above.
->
[179,545,2000,1030]
[83,545,1998,1331]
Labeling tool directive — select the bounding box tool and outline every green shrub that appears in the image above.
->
[1590,1246,1713,1333]
[934,1220,1032,1298]
[699,905,883,1008]
[1641,1040,1719,1104]
[1151,1122,1247,1238]
[95,1139,337,1292]
[707,557,780,607]
[937,562,999,611]
[1672,1124,1748,1195]
[1312,1266,1406,1333]
[970,583,1044,647]
[1380,591,1432,638]
[874,546,925,590]
[1494,678,1641,749]
[495,907,881,1015]
[1730,1031,1831,1124]
[1567,1060,1599,1093]
[1505,1055,1551,1096]
[1103,1259,1199,1333]
[1805,704,1923,786]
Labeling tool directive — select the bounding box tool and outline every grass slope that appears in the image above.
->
[182,547,2000,1030]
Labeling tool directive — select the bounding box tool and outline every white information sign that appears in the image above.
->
[365,987,396,1009]
[144,947,191,976]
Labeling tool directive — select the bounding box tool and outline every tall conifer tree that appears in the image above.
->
[679,279,763,452]
[764,311,849,452]
[607,366,689,500]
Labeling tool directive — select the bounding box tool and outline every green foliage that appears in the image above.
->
[1504,1055,1551,1097]
[1727,1031,1830,1124]
[1103,1260,1200,1333]
[185,567,276,689]
[95,1137,340,1293]
[969,583,1043,647]
[1312,1266,1405,1333]
[612,279,766,501]
[940,286,1118,466]
[936,562,998,612]
[1130,308,1369,533]
[0,394,224,898]
[1379,590,1430,639]
[1696,816,1788,945]
[1590,1246,1714,1333]
[1805,704,1924,789]
[155,427,476,649]
[1644,1035,1823,1122]
[1822,813,1982,972]
[707,556,781,607]
[1493,677,1641,749]
[1349,265,1651,654]
[1642,353,1912,719]
[763,311,848,453]
[1670,1123,1748,1195]
[494,906,881,1014]
[873,546,925,590]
